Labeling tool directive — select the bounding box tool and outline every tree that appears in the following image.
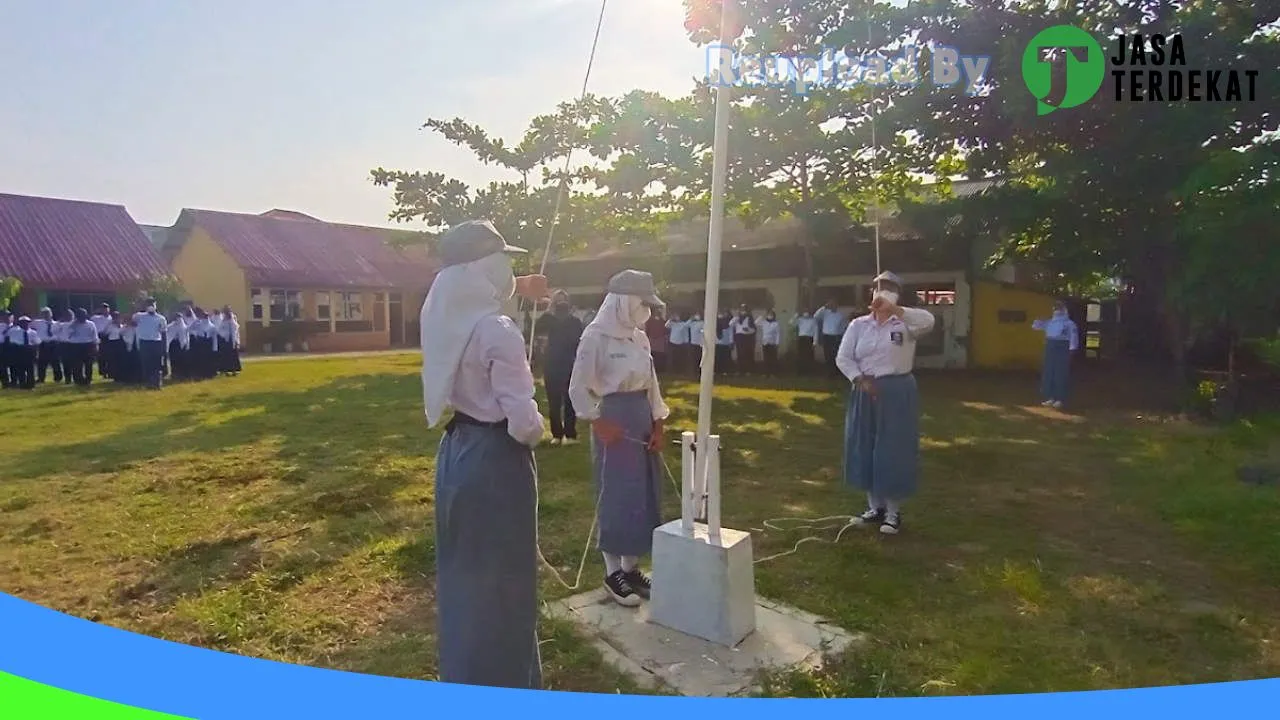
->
[123,273,188,312]
[0,276,21,310]
[733,0,1278,375]
[370,97,666,271]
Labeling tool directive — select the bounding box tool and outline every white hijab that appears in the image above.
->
[583,293,651,347]
[420,252,517,427]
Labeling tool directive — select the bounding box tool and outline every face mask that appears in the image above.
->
[632,303,652,327]
[477,253,516,300]
[692,315,701,321]
[873,289,899,305]
[1053,308,1067,318]
[766,315,775,321]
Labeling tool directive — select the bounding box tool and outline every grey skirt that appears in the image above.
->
[842,373,921,502]
[591,390,663,557]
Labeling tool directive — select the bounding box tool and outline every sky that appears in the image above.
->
[0,0,708,228]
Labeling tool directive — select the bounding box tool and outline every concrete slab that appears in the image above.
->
[546,589,865,697]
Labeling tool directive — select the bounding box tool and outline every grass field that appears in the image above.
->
[2,353,1279,696]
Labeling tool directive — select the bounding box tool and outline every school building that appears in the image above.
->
[0,192,171,317]
[156,208,437,353]
[541,179,1067,371]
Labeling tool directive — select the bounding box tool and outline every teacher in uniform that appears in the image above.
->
[836,271,936,535]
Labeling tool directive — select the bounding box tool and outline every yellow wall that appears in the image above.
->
[970,280,1055,370]
[170,226,250,319]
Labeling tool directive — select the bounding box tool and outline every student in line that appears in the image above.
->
[187,310,218,380]
[90,303,113,380]
[687,311,706,372]
[664,311,690,375]
[815,298,848,379]
[166,312,190,381]
[29,308,60,384]
[421,219,548,689]
[64,309,100,387]
[215,305,242,376]
[55,309,75,385]
[1033,300,1080,409]
[0,309,11,388]
[4,316,39,390]
[714,310,734,376]
[569,269,669,608]
[117,318,141,385]
[538,292,584,446]
[644,307,668,375]
[133,298,167,389]
[836,271,936,536]
[760,309,781,376]
[792,309,818,375]
[731,304,757,374]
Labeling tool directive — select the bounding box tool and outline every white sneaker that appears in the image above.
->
[549,438,562,446]
[1041,400,1053,406]
[879,513,901,535]
[1050,401,1063,409]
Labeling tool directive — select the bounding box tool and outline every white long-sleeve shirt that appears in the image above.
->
[731,316,756,336]
[568,332,670,423]
[166,320,190,350]
[450,314,544,447]
[760,319,781,346]
[132,311,167,342]
[30,318,58,341]
[216,317,241,348]
[815,307,848,337]
[667,319,691,345]
[90,314,112,335]
[836,308,937,381]
[792,314,818,339]
[687,319,706,345]
[4,326,39,346]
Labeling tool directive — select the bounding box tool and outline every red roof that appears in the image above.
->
[0,193,170,291]
[169,209,435,292]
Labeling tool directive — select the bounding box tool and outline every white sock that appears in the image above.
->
[885,500,901,517]
[620,555,639,572]
[602,552,621,575]
[867,493,884,511]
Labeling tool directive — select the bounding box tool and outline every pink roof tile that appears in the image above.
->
[0,193,170,291]
[172,209,435,292]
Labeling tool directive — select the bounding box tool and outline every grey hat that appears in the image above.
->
[435,219,528,268]
[873,270,904,287]
[606,269,665,309]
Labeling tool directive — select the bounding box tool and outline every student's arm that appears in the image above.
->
[647,362,670,421]
[568,334,603,421]
[900,307,937,338]
[1031,318,1048,331]
[835,321,864,382]
[1068,321,1080,352]
[484,317,545,447]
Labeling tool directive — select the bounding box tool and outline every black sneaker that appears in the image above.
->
[853,507,886,526]
[625,569,651,601]
[604,570,642,607]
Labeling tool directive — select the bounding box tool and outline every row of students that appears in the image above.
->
[0,302,241,390]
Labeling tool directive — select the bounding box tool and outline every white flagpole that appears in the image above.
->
[693,0,736,526]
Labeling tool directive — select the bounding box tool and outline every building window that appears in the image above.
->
[914,283,957,306]
[251,288,265,320]
[269,290,302,321]
[46,291,116,318]
[337,292,363,321]
[316,292,331,321]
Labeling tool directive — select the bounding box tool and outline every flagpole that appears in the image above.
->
[692,0,735,531]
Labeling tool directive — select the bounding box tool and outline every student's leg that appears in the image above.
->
[545,377,565,440]
[21,349,36,389]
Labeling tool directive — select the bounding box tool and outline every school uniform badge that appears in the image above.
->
[890,331,904,346]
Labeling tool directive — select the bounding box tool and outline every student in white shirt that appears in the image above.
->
[63,308,100,387]
[29,307,61,384]
[0,309,11,389]
[54,309,75,385]
[90,303,113,380]
[215,305,242,376]
[731,304,757,374]
[815,298,848,378]
[792,309,819,375]
[714,310,735,375]
[687,312,706,371]
[837,271,936,535]
[759,310,782,376]
[4,316,39,390]
[165,313,190,381]
[116,316,141,385]
[420,219,547,690]
[665,311,691,375]
[186,309,218,380]
[132,298,168,389]
[569,269,669,608]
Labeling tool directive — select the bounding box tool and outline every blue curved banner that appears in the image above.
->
[1,591,1276,718]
